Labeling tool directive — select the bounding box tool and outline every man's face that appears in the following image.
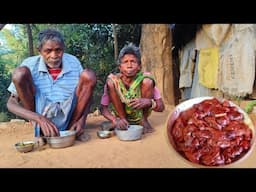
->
[119,54,141,78]
[39,40,64,68]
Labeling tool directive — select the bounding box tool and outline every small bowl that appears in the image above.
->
[97,130,113,139]
[115,125,143,141]
[14,141,35,153]
[45,130,76,149]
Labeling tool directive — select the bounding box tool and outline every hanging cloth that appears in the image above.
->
[198,47,219,89]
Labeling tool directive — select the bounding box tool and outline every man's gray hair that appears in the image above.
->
[37,29,65,50]
[117,43,141,65]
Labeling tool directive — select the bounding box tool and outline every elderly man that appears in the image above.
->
[7,28,96,141]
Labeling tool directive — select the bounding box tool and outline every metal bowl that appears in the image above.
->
[166,96,255,167]
[14,141,35,153]
[45,130,76,149]
[115,125,143,141]
[97,130,113,139]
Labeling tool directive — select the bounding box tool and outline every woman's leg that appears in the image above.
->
[140,78,154,133]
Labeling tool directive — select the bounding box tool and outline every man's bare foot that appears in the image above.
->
[76,132,90,142]
[141,119,154,134]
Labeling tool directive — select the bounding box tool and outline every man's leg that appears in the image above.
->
[68,69,96,131]
[75,97,93,142]
[11,66,45,144]
[12,66,35,111]
[140,78,154,133]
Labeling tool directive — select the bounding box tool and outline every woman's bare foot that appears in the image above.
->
[141,119,154,134]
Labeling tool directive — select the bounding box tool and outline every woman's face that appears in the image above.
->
[119,54,141,78]
[39,40,64,69]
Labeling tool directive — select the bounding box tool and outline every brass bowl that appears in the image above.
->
[14,141,35,153]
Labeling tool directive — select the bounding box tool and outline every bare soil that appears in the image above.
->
[0,102,256,168]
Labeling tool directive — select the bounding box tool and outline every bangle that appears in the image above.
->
[151,99,156,109]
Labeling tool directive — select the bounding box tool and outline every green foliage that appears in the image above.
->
[244,100,256,113]
[1,24,141,114]
[0,56,12,114]
[0,112,10,122]
[1,25,29,66]
[0,25,29,119]
[62,24,115,77]
[115,24,141,51]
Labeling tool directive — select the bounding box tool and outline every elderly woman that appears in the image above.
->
[100,43,164,133]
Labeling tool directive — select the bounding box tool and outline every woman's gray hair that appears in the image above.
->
[37,29,65,50]
[117,43,141,65]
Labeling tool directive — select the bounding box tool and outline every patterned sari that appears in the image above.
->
[108,71,155,124]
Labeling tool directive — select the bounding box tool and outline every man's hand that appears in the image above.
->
[37,116,59,137]
[69,116,85,137]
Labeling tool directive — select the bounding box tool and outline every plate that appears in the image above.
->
[166,97,255,167]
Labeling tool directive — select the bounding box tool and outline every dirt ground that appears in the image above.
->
[0,102,256,168]
[0,105,176,168]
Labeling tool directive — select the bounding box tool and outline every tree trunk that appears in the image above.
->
[140,24,175,105]
[112,24,118,61]
[26,24,34,56]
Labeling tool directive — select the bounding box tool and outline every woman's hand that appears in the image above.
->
[113,117,129,130]
[128,98,152,109]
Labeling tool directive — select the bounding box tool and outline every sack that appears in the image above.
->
[218,25,255,97]
[198,47,219,89]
